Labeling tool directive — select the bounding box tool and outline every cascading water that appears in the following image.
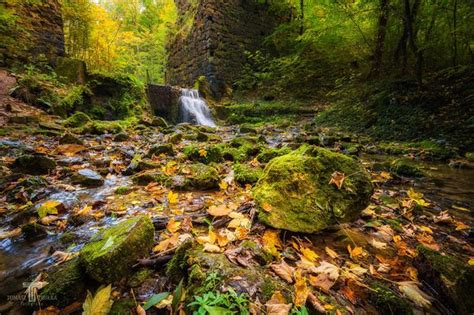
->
[178,89,216,127]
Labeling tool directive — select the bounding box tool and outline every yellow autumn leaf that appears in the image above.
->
[262,230,282,257]
[468,258,474,266]
[82,284,114,315]
[199,149,207,157]
[166,218,181,233]
[325,247,339,259]
[38,200,62,219]
[455,221,470,231]
[301,247,319,262]
[419,225,433,234]
[203,243,222,253]
[293,270,310,307]
[219,181,228,190]
[168,191,179,204]
[347,245,363,259]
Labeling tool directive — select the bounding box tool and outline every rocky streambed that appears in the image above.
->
[0,111,473,314]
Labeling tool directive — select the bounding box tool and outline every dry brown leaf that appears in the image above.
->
[203,243,222,253]
[329,171,345,189]
[265,291,292,315]
[166,218,181,233]
[270,260,295,283]
[325,247,339,259]
[207,204,232,217]
[262,230,282,257]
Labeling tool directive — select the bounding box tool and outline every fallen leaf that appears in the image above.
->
[219,181,228,191]
[468,258,474,266]
[419,225,433,234]
[301,247,319,262]
[167,191,179,205]
[82,284,114,315]
[329,171,345,189]
[207,204,232,217]
[0,227,22,240]
[293,270,310,307]
[398,281,432,309]
[136,305,146,315]
[370,238,387,249]
[454,221,470,231]
[270,260,295,283]
[311,261,339,280]
[38,200,64,219]
[167,218,181,233]
[325,247,339,259]
[262,202,273,212]
[265,291,292,315]
[262,230,282,257]
[203,243,222,253]
[347,245,363,259]
[199,149,207,157]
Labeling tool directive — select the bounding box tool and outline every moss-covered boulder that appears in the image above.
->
[131,171,169,186]
[166,243,288,302]
[176,163,220,190]
[414,246,474,314]
[59,133,84,145]
[233,163,263,185]
[147,144,174,157]
[80,216,154,283]
[390,159,424,178]
[183,145,223,164]
[63,112,92,128]
[254,146,373,233]
[256,147,291,163]
[39,258,86,307]
[11,154,56,175]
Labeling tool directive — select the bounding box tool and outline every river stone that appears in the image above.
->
[39,258,86,307]
[11,154,57,175]
[80,216,154,283]
[253,146,373,233]
[59,133,84,145]
[71,169,104,187]
[175,163,220,190]
[414,246,474,313]
[147,144,174,157]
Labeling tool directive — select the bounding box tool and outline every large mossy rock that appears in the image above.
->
[414,246,474,314]
[254,146,373,233]
[11,154,56,175]
[39,258,86,307]
[80,216,154,283]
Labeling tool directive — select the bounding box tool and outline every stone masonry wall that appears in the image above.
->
[1,0,65,66]
[166,0,284,99]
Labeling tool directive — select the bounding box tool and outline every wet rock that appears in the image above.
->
[390,159,424,178]
[196,131,209,142]
[233,163,263,185]
[71,169,104,187]
[11,154,56,175]
[110,299,135,315]
[166,242,288,302]
[39,258,86,307]
[6,176,49,202]
[414,246,474,314]
[151,117,169,128]
[57,157,83,167]
[114,132,130,142]
[21,222,48,240]
[80,216,154,283]
[254,146,373,233]
[132,171,169,186]
[168,132,183,144]
[448,159,474,169]
[59,133,84,145]
[8,115,39,124]
[147,144,174,157]
[174,163,219,190]
[239,126,257,134]
[368,281,413,315]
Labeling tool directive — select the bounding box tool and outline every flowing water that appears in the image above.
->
[178,89,216,127]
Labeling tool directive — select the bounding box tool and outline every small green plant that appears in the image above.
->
[188,288,249,315]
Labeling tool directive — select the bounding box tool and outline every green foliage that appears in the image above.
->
[188,288,250,315]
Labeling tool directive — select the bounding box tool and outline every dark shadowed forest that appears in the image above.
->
[0,0,473,314]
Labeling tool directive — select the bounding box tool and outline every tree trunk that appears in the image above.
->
[369,0,390,78]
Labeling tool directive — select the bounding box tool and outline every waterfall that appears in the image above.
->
[178,89,216,127]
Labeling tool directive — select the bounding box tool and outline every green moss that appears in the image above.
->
[148,144,174,157]
[233,163,263,185]
[39,258,86,307]
[179,163,220,190]
[368,281,412,315]
[465,152,474,162]
[131,171,170,186]
[81,120,124,135]
[115,186,131,195]
[63,112,91,128]
[165,240,194,282]
[390,159,424,178]
[254,146,373,233]
[80,216,154,283]
[168,132,183,144]
[109,299,135,315]
[256,147,291,163]
[183,145,223,164]
[127,268,153,287]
